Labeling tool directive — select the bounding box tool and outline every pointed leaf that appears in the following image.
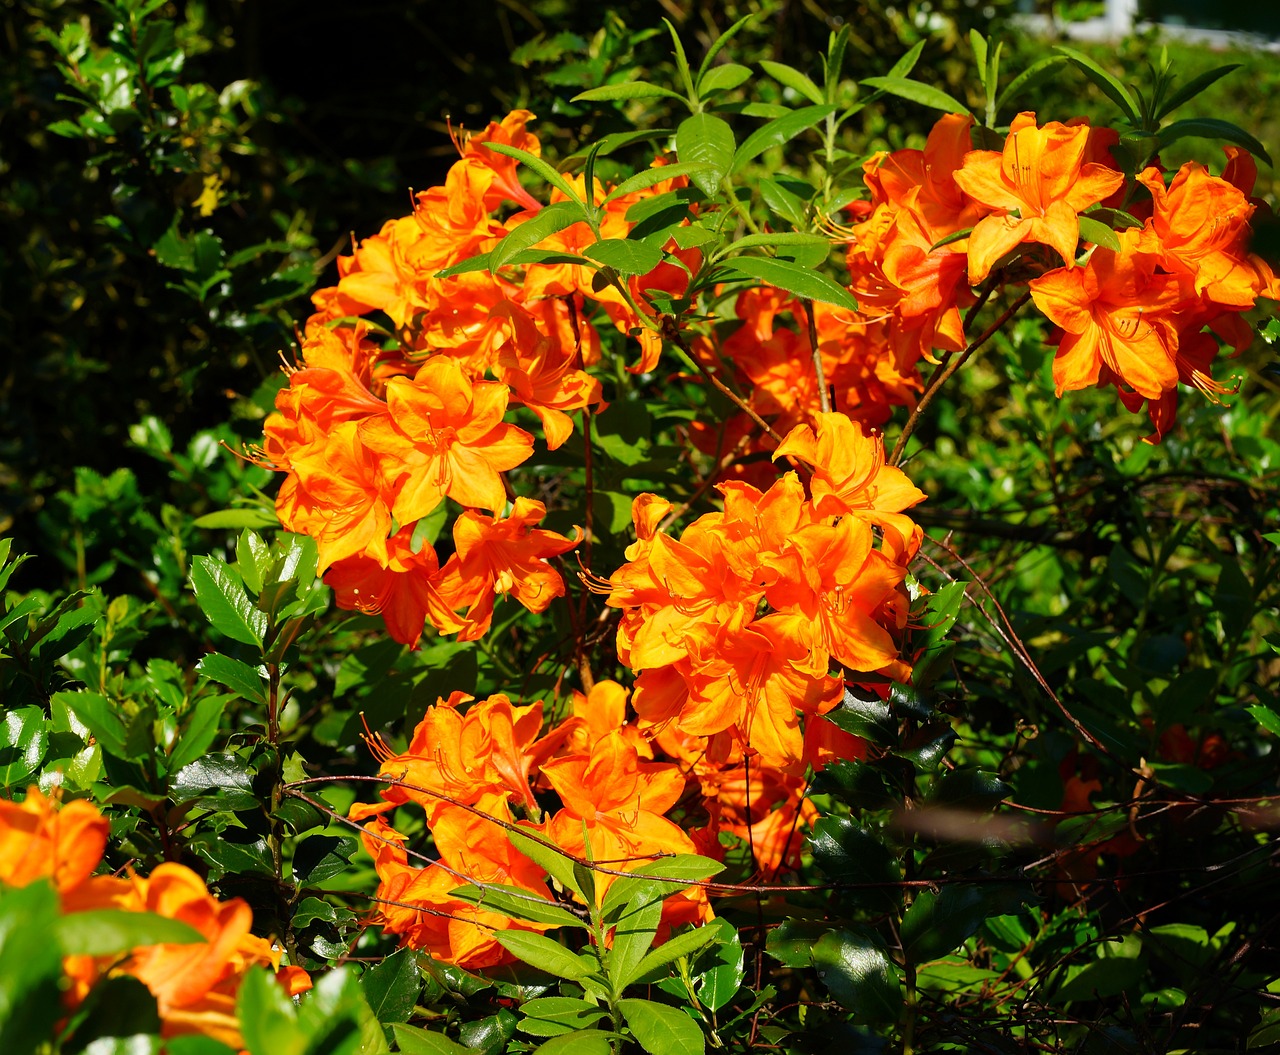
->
[480,142,582,205]
[1156,64,1241,120]
[191,555,267,647]
[717,255,856,310]
[1078,214,1121,251]
[450,883,587,930]
[391,1024,471,1055]
[625,924,718,986]
[573,82,686,104]
[759,60,824,105]
[618,999,704,1055]
[516,997,608,1038]
[1056,47,1141,126]
[491,201,588,274]
[493,931,597,981]
[732,104,836,171]
[1155,118,1272,168]
[55,910,205,956]
[812,928,901,1024]
[584,238,665,277]
[675,113,735,196]
[196,653,266,704]
[860,76,970,116]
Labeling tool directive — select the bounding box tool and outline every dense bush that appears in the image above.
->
[2,2,1278,1054]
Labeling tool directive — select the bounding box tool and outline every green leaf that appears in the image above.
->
[196,653,266,704]
[717,255,856,311]
[808,816,899,906]
[506,828,586,901]
[236,530,271,595]
[618,998,704,1055]
[765,919,826,967]
[362,949,420,1026]
[493,931,597,981]
[572,81,686,104]
[490,201,588,274]
[888,38,925,78]
[55,910,205,956]
[0,707,48,787]
[930,768,1012,810]
[599,855,723,924]
[53,689,132,760]
[170,753,259,810]
[1077,214,1121,251]
[238,966,302,1055]
[1155,118,1272,168]
[603,163,713,204]
[193,507,280,530]
[168,695,229,774]
[723,232,830,253]
[607,894,661,991]
[1247,705,1280,737]
[1055,47,1141,126]
[391,1024,471,1055]
[516,997,608,1037]
[732,104,837,171]
[759,59,824,105]
[191,555,267,647]
[584,238,665,277]
[532,1031,611,1055]
[293,834,359,884]
[691,917,744,1011]
[969,30,988,85]
[994,55,1070,117]
[479,142,583,206]
[675,113,735,196]
[812,928,901,1024]
[663,17,695,100]
[0,881,64,1055]
[698,63,752,95]
[696,14,755,85]
[1155,63,1241,120]
[861,76,970,116]
[450,883,588,930]
[625,924,719,986]
[902,884,1030,963]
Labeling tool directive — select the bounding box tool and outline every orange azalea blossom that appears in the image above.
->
[63,864,310,1049]
[773,411,926,560]
[0,787,108,895]
[275,420,393,575]
[359,355,534,523]
[954,112,1125,283]
[490,299,603,450]
[542,730,710,926]
[360,692,571,825]
[436,497,581,641]
[325,526,464,647]
[356,811,551,969]
[563,679,653,760]
[454,108,545,214]
[1137,158,1279,308]
[1029,225,1192,402]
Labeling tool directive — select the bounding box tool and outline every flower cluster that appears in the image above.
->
[351,686,709,968]
[262,111,693,647]
[843,111,1277,439]
[0,789,310,1049]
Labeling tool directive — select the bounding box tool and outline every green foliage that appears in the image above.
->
[2,2,1278,1054]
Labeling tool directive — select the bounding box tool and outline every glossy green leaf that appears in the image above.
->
[362,949,420,1026]
[196,653,266,704]
[391,1024,471,1055]
[583,238,665,277]
[56,910,204,957]
[450,883,587,930]
[624,923,718,987]
[532,1030,612,1055]
[732,104,835,171]
[812,928,901,1024]
[515,997,608,1037]
[480,142,582,205]
[618,998,704,1055]
[493,931,596,981]
[572,81,686,104]
[860,76,970,116]
[190,554,267,647]
[1077,214,1121,251]
[675,113,735,196]
[717,255,856,311]
[599,855,723,923]
[0,707,48,787]
[490,201,587,274]
[698,63,752,95]
[1155,118,1272,168]
[902,884,1030,963]
[1055,47,1141,126]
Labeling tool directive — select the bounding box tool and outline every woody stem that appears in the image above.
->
[888,291,1032,467]
[804,299,832,414]
[668,329,783,445]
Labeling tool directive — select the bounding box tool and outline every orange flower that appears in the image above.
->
[325,526,464,646]
[437,497,581,640]
[62,864,310,1048]
[0,787,107,895]
[1029,226,1191,401]
[1137,159,1278,308]
[954,112,1125,283]
[359,355,534,523]
[773,411,925,559]
[357,811,551,969]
